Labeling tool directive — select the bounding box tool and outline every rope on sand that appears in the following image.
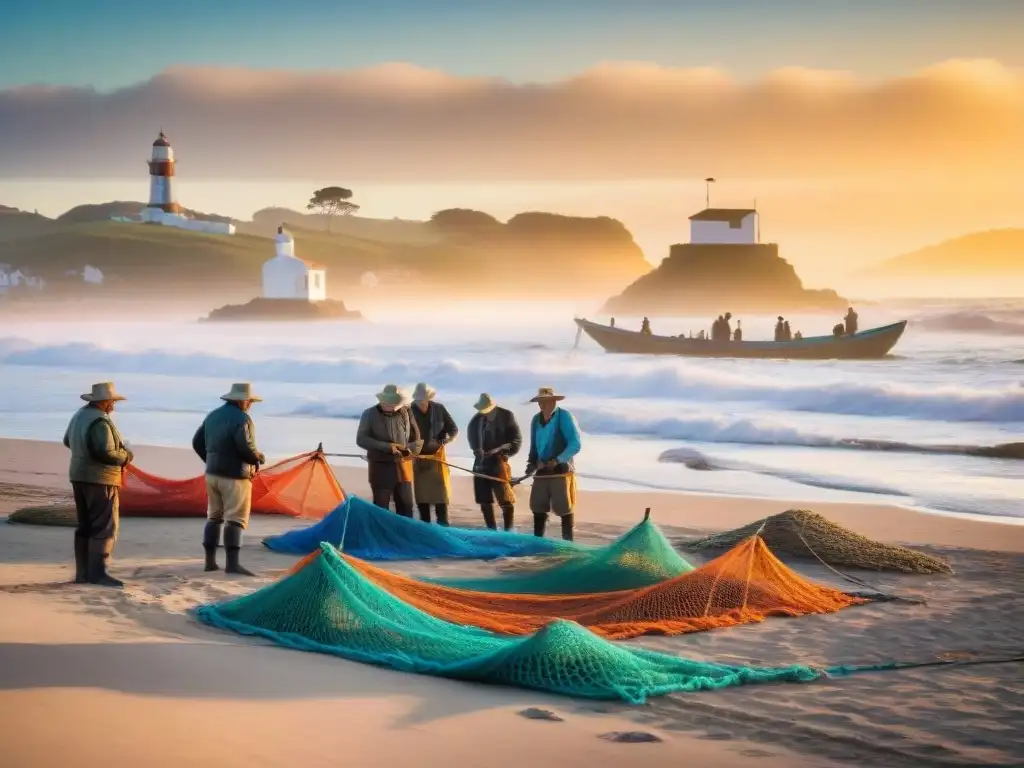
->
[320,450,572,485]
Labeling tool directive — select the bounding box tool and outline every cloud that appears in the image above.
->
[1,59,1022,181]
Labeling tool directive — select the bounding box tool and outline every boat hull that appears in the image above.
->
[575,319,907,360]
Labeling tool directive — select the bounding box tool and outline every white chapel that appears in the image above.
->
[262,226,327,302]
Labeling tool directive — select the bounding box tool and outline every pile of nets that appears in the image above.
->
[431,511,694,593]
[307,532,865,639]
[194,542,826,703]
[7,451,345,525]
[263,495,584,561]
[684,509,953,575]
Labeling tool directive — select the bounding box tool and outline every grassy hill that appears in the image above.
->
[0,202,652,303]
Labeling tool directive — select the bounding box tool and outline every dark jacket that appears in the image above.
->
[192,402,265,480]
[467,407,522,473]
[356,405,423,464]
[63,405,133,486]
[411,401,459,455]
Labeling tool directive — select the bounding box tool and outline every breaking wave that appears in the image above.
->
[2,337,1023,423]
[916,311,1024,336]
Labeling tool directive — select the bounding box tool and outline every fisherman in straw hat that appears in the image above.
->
[191,383,267,576]
[409,383,459,526]
[524,386,582,541]
[62,382,134,587]
[356,384,423,517]
[466,393,522,531]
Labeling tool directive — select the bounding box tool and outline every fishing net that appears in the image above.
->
[334,533,865,638]
[7,451,345,523]
[685,509,953,574]
[122,451,343,518]
[263,495,584,561]
[194,542,825,703]
[431,511,694,593]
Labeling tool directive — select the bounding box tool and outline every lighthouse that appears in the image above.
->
[142,130,181,222]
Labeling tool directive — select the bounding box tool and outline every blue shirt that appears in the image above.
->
[534,407,582,465]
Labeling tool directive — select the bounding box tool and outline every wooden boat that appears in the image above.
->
[574,318,907,360]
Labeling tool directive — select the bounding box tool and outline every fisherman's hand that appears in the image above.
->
[390,443,403,454]
[123,449,134,466]
[256,452,266,465]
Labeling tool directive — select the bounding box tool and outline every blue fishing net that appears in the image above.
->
[194,543,825,704]
[262,496,583,561]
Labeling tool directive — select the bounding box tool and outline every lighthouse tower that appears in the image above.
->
[141,131,181,222]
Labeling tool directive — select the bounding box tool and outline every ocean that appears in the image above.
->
[1,300,1021,524]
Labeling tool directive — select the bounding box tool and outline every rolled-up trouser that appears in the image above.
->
[73,481,120,553]
[205,474,253,530]
[529,473,577,519]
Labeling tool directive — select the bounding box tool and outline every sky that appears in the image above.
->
[1,1,1022,287]
[3,0,1023,89]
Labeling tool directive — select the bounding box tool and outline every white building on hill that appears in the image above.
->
[262,227,327,302]
[689,208,759,245]
[112,131,236,235]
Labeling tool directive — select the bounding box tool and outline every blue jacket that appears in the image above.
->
[526,408,581,475]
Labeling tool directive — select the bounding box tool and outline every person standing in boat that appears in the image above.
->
[733,320,743,341]
[356,384,423,518]
[525,387,582,541]
[467,393,523,531]
[409,382,458,526]
[774,316,785,342]
[722,312,733,340]
[783,320,792,341]
[844,307,859,335]
[640,317,652,335]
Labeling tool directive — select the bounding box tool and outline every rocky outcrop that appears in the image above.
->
[201,298,363,323]
[601,243,845,316]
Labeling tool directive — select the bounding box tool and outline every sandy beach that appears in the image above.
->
[1,437,1023,768]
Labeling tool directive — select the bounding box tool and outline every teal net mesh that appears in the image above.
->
[431,513,694,594]
[194,543,823,703]
[263,496,584,561]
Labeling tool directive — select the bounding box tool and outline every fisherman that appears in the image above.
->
[723,312,733,339]
[640,317,651,335]
[525,387,582,541]
[794,330,803,340]
[711,315,723,340]
[774,316,785,342]
[733,320,743,341]
[192,382,267,576]
[409,382,458,526]
[845,307,859,335]
[63,382,133,587]
[467,393,523,531]
[833,323,845,337]
[783,320,792,341]
[610,317,615,328]
[356,384,423,518]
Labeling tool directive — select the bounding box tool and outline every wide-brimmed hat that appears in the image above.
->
[376,384,407,406]
[81,382,126,403]
[221,382,263,402]
[473,393,496,414]
[529,386,565,403]
[412,382,436,402]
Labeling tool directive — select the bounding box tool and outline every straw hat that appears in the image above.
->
[529,386,565,403]
[376,384,407,406]
[221,382,263,402]
[81,382,126,402]
[412,382,436,402]
[473,393,496,414]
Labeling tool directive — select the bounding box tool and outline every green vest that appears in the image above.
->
[67,406,126,486]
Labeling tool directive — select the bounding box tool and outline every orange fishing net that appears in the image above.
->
[324,535,865,639]
[120,451,345,519]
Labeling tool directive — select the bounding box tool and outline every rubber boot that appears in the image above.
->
[203,520,222,572]
[533,514,547,538]
[480,504,497,530]
[73,536,89,584]
[560,513,575,542]
[86,539,123,588]
[417,503,432,523]
[435,504,450,527]
[500,504,515,531]
[223,521,255,576]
